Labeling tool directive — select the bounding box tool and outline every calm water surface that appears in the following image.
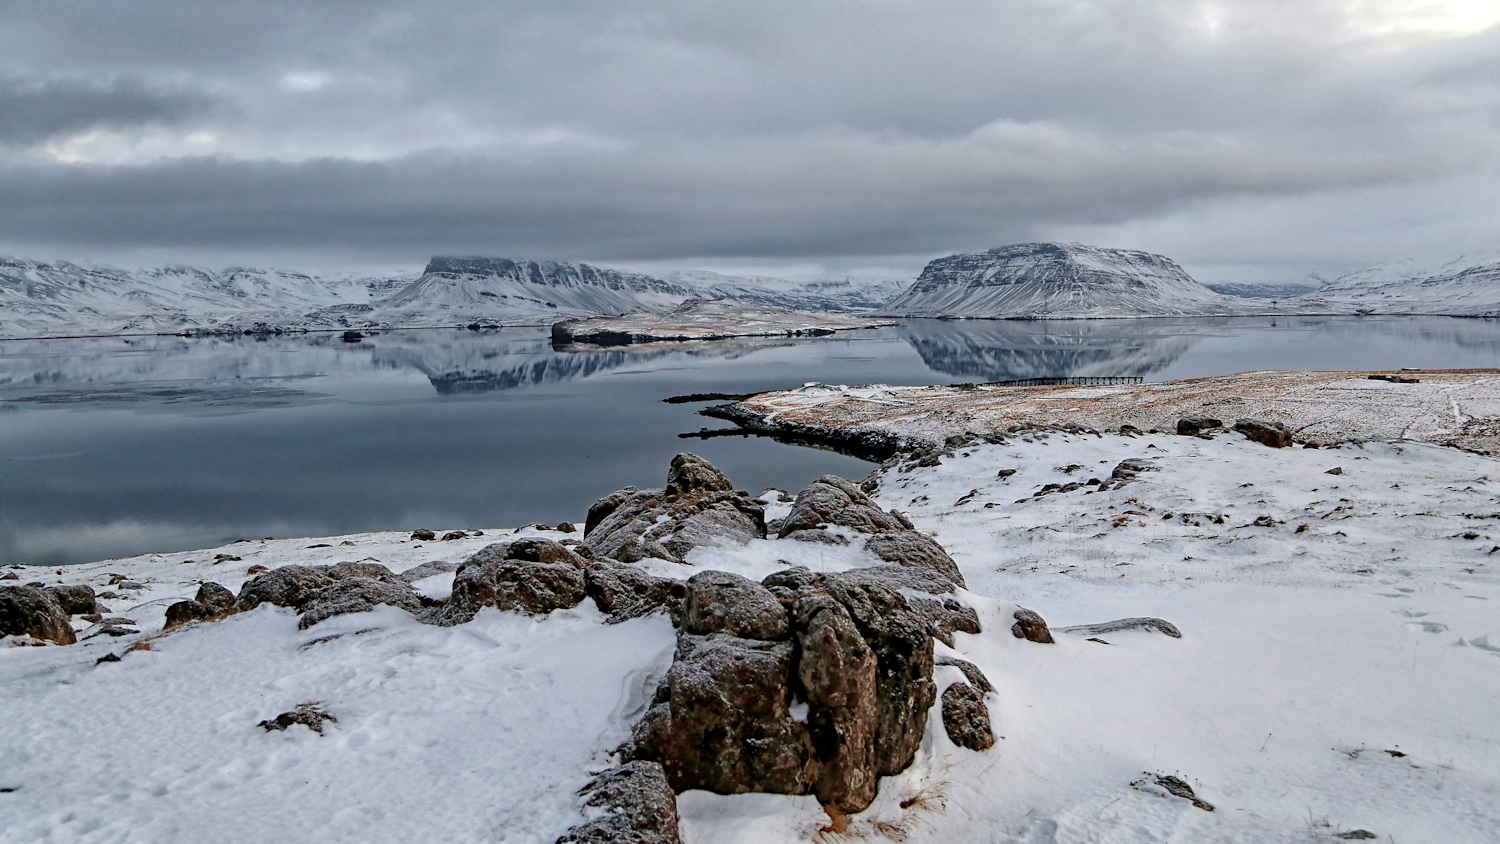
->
[2,316,1497,565]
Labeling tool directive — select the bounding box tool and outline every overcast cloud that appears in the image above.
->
[0,0,1496,280]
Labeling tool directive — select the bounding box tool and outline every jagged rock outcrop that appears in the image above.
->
[298,578,425,629]
[426,539,589,626]
[556,761,681,844]
[584,454,766,563]
[879,242,1245,319]
[0,585,76,645]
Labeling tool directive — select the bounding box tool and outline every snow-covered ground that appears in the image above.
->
[5,430,1500,841]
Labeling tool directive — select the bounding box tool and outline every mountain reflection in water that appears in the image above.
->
[2,317,1497,566]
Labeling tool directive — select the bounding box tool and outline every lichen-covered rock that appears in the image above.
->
[783,529,849,545]
[1235,418,1293,448]
[1012,607,1055,643]
[588,455,767,562]
[683,571,788,640]
[0,586,76,645]
[862,531,966,587]
[584,560,684,624]
[298,577,425,629]
[665,452,734,498]
[194,582,236,614]
[425,541,587,625]
[585,486,639,536]
[556,761,681,844]
[764,568,936,778]
[327,561,403,583]
[940,683,994,751]
[626,635,811,796]
[45,585,97,616]
[792,593,879,812]
[236,565,336,611]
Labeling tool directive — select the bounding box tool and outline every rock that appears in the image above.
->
[665,452,733,498]
[195,582,236,614]
[940,683,994,751]
[778,476,866,536]
[626,635,810,796]
[862,532,966,587]
[441,531,468,541]
[298,578,425,629]
[1334,831,1378,841]
[792,593,879,812]
[0,586,76,645]
[213,554,241,563]
[935,656,993,693]
[783,529,849,545]
[557,522,577,533]
[425,541,587,625]
[1326,466,1344,475]
[583,560,684,624]
[1011,607,1054,643]
[397,560,461,583]
[164,600,213,629]
[236,566,336,611]
[1103,458,1157,489]
[1176,417,1222,436]
[1055,617,1182,638]
[788,571,936,778]
[1234,418,1293,448]
[245,565,268,576]
[1149,774,1214,812]
[411,529,436,541]
[585,487,638,536]
[327,561,402,583]
[258,703,337,735]
[683,571,788,640]
[45,585,96,616]
[556,761,681,844]
[586,481,765,564]
[95,652,121,664]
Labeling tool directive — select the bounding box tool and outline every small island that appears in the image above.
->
[550,297,894,346]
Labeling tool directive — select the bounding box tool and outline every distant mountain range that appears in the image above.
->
[1,244,1496,339]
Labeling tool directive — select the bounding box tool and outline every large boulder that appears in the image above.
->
[584,456,765,564]
[194,582,236,614]
[583,560,684,624]
[862,532,966,588]
[665,452,733,498]
[45,585,97,616]
[425,540,588,625]
[1235,418,1294,448]
[236,565,336,611]
[556,761,681,844]
[683,571,787,640]
[778,475,908,538]
[0,586,76,645]
[1176,417,1222,436]
[164,600,214,630]
[763,567,936,779]
[627,635,811,796]
[792,594,879,812]
[1011,607,1055,643]
[298,577,425,629]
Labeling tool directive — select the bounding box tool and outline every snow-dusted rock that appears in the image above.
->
[880,242,1247,319]
[0,585,76,644]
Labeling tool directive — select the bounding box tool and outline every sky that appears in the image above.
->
[0,0,1496,283]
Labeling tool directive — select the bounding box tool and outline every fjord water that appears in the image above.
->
[2,316,1497,566]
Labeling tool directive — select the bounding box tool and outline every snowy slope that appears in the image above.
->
[1286,251,1500,316]
[666,270,906,311]
[880,243,1252,319]
[0,258,414,339]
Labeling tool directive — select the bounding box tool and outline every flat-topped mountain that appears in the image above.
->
[880,243,1248,319]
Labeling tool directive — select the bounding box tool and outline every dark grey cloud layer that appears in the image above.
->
[0,1,1496,276]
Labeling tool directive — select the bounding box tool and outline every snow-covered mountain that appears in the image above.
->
[1284,251,1500,316]
[665,270,906,311]
[0,258,414,338]
[879,243,1250,319]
